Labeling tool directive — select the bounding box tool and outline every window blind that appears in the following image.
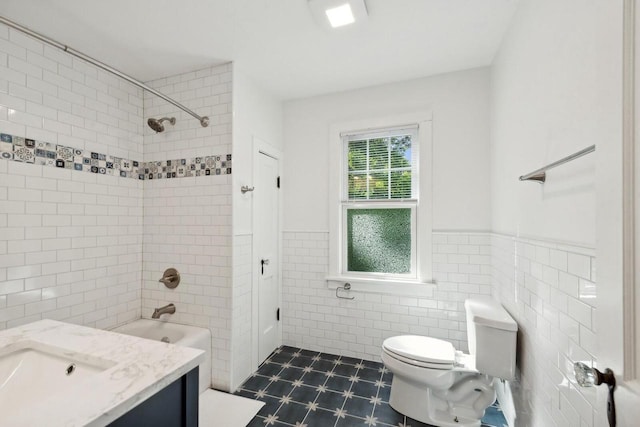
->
[343,126,418,201]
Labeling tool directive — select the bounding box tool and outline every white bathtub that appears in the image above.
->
[113,319,212,394]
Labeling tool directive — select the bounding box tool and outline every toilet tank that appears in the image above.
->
[465,298,518,381]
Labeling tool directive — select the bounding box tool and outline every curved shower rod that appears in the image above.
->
[0,15,210,128]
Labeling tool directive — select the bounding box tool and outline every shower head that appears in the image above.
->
[147,117,176,133]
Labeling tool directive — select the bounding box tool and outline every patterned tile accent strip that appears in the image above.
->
[0,132,231,180]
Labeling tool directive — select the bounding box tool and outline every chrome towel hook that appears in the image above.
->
[241,185,255,194]
[336,283,355,300]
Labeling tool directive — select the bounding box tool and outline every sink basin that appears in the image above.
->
[0,341,116,419]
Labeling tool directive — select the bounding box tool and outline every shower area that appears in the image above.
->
[0,15,262,392]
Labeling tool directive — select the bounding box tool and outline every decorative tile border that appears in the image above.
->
[144,155,231,180]
[0,132,231,180]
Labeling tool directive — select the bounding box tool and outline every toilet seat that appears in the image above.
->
[382,335,455,370]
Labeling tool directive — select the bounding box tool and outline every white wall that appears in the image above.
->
[490,0,597,247]
[283,67,491,232]
[232,68,284,233]
[231,67,283,391]
[281,69,493,358]
[0,24,143,330]
[489,0,600,425]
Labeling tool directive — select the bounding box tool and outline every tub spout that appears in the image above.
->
[152,303,176,319]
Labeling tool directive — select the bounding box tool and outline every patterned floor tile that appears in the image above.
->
[325,375,354,393]
[301,370,330,387]
[333,364,358,377]
[270,352,294,364]
[350,380,378,399]
[404,416,434,427]
[236,346,508,427]
[377,384,391,403]
[274,401,309,425]
[266,379,296,397]
[315,389,347,411]
[339,356,361,366]
[299,349,320,358]
[247,415,266,426]
[320,352,342,363]
[342,395,375,418]
[256,395,282,418]
[358,367,382,382]
[243,375,272,392]
[257,362,284,377]
[288,384,319,404]
[290,356,316,368]
[312,359,337,372]
[373,403,405,426]
[304,407,341,427]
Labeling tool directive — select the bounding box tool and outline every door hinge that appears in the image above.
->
[277,308,280,321]
[277,176,280,188]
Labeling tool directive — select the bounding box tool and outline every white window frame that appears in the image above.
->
[327,112,433,295]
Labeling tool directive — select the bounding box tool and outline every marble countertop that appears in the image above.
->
[0,319,205,427]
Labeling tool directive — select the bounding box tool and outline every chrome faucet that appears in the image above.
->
[152,303,176,319]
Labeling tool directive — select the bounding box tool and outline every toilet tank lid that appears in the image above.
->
[465,298,518,332]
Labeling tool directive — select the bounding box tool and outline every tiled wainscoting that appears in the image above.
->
[232,233,255,390]
[282,230,598,427]
[281,231,492,361]
[492,234,596,427]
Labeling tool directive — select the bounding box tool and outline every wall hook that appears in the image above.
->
[241,185,255,194]
[336,283,355,300]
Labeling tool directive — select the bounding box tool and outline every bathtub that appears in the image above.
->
[113,319,212,394]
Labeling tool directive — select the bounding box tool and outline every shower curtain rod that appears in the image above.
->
[0,15,210,128]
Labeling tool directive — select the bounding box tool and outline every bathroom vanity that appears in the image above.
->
[0,319,205,427]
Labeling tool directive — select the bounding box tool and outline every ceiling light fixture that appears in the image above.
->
[325,4,355,28]
[309,0,368,30]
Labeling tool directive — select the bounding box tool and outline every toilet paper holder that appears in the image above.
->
[336,283,355,300]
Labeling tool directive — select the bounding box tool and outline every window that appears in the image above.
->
[328,113,433,291]
[342,127,418,278]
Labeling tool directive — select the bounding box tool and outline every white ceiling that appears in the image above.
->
[0,0,519,100]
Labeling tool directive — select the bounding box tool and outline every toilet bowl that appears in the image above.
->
[381,298,517,427]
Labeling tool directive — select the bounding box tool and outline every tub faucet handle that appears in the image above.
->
[159,268,180,289]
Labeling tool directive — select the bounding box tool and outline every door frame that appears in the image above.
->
[596,0,640,424]
[251,136,284,369]
[622,0,637,380]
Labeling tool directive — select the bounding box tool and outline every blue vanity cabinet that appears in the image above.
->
[108,367,199,427]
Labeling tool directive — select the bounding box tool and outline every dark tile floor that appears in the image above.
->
[235,345,507,427]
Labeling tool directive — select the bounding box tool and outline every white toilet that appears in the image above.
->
[381,298,517,427]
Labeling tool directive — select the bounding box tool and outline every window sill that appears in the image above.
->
[326,275,437,297]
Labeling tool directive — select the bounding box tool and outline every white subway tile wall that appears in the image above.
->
[492,233,597,427]
[0,27,143,330]
[141,64,233,390]
[231,233,253,390]
[281,231,492,360]
[143,64,232,162]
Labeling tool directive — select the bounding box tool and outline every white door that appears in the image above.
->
[591,2,640,425]
[255,151,280,363]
